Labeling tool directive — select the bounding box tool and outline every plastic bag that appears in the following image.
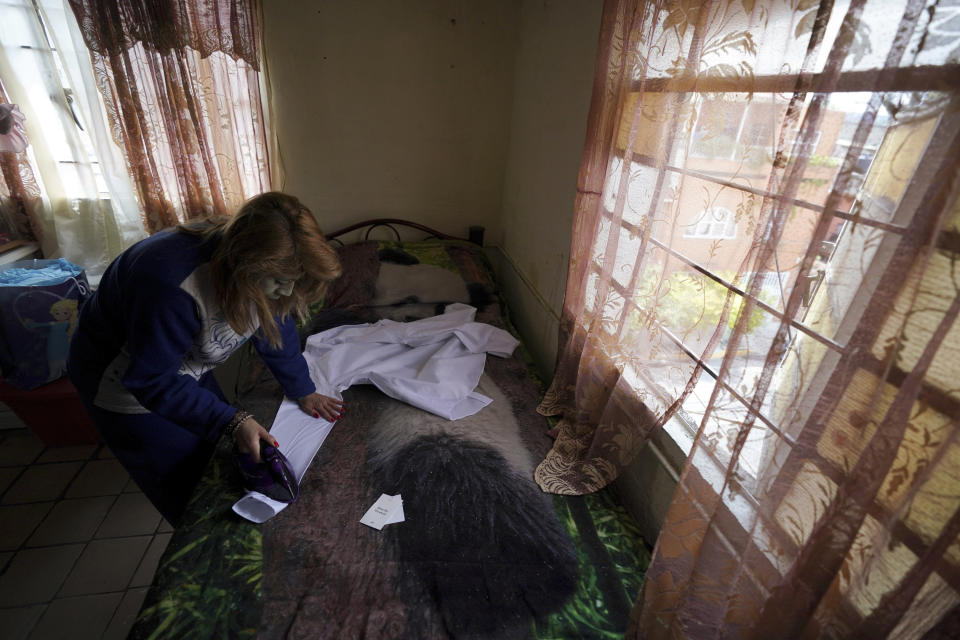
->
[0,258,89,389]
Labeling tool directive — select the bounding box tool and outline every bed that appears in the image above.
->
[130,220,650,639]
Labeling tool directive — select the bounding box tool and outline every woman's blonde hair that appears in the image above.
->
[183,192,341,349]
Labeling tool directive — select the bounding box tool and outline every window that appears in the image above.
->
[553,0,960,631]
[0,0,146,278]
[610,92,953,481]
[0,0,106,199]
[593,6,959,604]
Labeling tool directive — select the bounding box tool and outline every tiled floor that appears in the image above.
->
[0,428,172,640]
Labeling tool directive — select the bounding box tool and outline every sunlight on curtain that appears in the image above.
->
[0,91,43,247]
[67,0,272,233]
[537,0,960,636]
[0,0,146,278]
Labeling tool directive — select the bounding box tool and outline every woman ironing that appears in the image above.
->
[68,192,344,524]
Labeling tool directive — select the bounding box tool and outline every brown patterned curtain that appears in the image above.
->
[537,0,960,636]
[68,0,271,232]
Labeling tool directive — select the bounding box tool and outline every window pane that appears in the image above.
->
[604,156,662,227]
[683,207,737,239]
[855,108,940,224]
[621,338,698,418]
[682,379,779,485]
[772,460,838,549]
[678,92,907,214]
[612,222,643,289]
[651,172,763,267]
[800,110,941,345]
[639,247,734,349]
[731,0,921,76]
[1,4,74,162]
[818,368,960,534]
[767,329,836,434]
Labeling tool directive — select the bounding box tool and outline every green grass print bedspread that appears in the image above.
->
[134,463,649,639]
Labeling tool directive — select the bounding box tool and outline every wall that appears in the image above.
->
[261,0,519,242]
[497,0,682,544]
[261,0,594,375]
[496,0,601,377]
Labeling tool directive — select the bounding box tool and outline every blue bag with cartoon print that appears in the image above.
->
[0,258,89,389]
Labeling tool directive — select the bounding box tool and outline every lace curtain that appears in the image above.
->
[536,0,960,636]
[67,0,273,232]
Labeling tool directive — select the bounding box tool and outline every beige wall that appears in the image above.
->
[497,1,680,542]
[262,0,520,241]
[263,0,602,375]
[496,0,602,378]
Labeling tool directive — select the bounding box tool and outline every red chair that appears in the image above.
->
[0,376,100,445]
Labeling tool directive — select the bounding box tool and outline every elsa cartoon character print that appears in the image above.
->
[25,298,78,380]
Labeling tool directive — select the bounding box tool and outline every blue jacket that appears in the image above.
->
[68,229,315,442]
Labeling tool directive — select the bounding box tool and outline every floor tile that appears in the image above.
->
[27,496,115,547]
[0,604,47,640]
[130,532,172,588]
[0,465,23,494]
[0,427,167,640]
[64,459,128,498]
[0,544,84,606]
[95,444,115,459]
[0,407,28,430]
[0,503,55,550]
[29,592,123,640]
[96,493,161,538]
[0,431,44,466]
[58,536,151,597]
[2,462,83,504]
[36,445,97,464]
[102,587,148,640]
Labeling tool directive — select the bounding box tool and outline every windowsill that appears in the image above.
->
[661,413,695,457]
[0,242,41,264]
[656,404,773,499]
[641,415,692,481]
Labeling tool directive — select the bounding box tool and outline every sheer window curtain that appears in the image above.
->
[0,0,146,279]
[67,0,274,233]
[0,93,44,248]
[537,0,960,637]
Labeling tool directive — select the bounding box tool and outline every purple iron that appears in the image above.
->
[235,444,300,503]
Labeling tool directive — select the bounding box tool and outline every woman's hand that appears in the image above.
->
[235,417,277,463]
[298,392,344,422]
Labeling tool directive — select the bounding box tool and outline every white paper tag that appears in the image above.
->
[360,493,405,530]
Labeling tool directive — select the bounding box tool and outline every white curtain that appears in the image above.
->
[0,0,145,279]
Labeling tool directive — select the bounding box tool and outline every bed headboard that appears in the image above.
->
[325,218,484,247]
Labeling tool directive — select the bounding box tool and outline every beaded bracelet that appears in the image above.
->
[227,410,253,439]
